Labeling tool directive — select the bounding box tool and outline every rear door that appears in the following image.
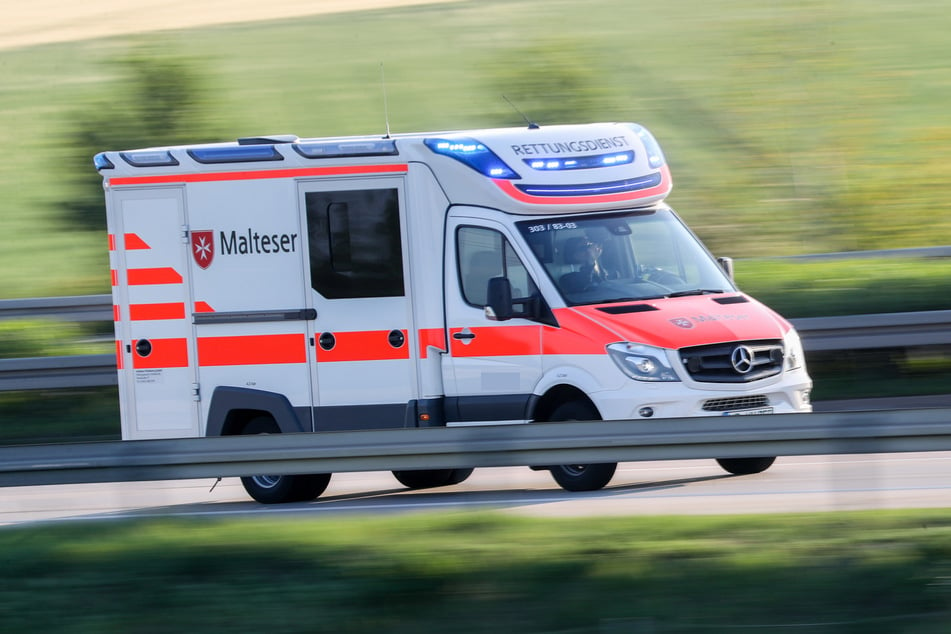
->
[299,177,419,430]
[112,187,200,439]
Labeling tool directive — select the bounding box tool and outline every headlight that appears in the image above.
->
[784,329,806,371]
[607,343,680,382]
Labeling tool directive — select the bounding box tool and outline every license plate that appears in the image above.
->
[722,407,774,416]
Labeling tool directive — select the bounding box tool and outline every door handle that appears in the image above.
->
[452,330,476,341]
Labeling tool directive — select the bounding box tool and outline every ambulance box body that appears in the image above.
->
[95,122,812,503]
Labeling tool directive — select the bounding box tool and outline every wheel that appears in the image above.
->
[392,468,474,490]
[545,400,617,492]
[238,416,331,504]
[716,456,776,475]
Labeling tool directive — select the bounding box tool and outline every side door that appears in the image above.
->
[443,217,545,425]
[112,187,200,439]
[299,177,419,430]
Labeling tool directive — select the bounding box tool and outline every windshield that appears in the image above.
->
[515,207,735,306]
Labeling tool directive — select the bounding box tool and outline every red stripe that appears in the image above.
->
[108,234,116,251]
[109,164,408,186]
[449,325,541,358]
[129,302,186,321]
[113,305,120,322]
[316,330,411,362]
[132,338,189,369]
[418,327,446,358]
[115,341,123,370]
[111,270,118,286]
[127,267,183,285]
[194,301,215,313]
[493,165,671,205]
[124,233,151,250]
[198,334,306,366]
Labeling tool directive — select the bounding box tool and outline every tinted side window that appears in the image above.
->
[305,189,404,299]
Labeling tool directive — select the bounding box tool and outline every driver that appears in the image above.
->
[560,236,615,292]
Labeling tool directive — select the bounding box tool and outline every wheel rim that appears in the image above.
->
[562,465,587,476]
[252,474,282,489]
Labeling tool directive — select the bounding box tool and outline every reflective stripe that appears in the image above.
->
[124,233,151,250]
[127,267,183,285]
[129,302,186,321]
[418,327,446,358]
[448,325,542,357]
[194,301,215,313]
[108,164,408,187]
[493,165,671,205]
[108,234,116,251]
[132,338,189,369]
[316,330,410,362]
[198,333,307,366]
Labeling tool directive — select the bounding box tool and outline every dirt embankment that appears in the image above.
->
[2,0,462,50]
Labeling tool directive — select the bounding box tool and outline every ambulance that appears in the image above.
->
[95,121,812,503]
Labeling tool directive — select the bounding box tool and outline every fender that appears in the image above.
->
[533,361,621,399]
[205,386,307,437]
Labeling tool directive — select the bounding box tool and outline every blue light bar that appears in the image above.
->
[524,151,635,171]
[294,139,398,159]
[93,153,115,170]
[187,145,284,164]
[119,150,179,167]
[627,123,666,169]
[424,137,520,179]
[515,172,663,197]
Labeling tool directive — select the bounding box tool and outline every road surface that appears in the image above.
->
[3,452,949,526]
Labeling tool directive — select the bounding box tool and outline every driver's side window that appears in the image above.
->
[457,226,536,307]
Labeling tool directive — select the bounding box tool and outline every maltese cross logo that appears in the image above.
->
[191,230,214,269]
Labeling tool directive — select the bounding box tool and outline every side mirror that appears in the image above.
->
[717,256,734,280]
[485,277,513,321]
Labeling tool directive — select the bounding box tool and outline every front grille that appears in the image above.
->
[702,395,770,412]
[680,340,784,383]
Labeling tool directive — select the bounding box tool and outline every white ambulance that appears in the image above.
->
[95,121,812,503]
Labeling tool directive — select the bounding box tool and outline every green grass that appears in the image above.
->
[1,511,950,632]
[1,0,951,298]
[735,258,951,318]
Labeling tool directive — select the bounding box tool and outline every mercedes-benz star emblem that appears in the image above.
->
[731,345,754,374]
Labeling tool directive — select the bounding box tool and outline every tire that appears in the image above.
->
[716,456,776,475]
[545,400,617,492]
[392,468,474,490]
[238,416,331,504]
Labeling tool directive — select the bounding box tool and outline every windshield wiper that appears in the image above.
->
[666,289,724,298]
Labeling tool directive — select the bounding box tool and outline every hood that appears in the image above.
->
[554,294,790,350]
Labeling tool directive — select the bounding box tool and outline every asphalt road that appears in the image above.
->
[3,451,949,526]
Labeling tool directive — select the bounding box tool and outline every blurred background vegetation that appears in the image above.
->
[1,0,949,299]
[1,0,951,439]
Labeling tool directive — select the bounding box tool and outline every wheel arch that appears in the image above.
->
[206,386,307,437]
[531,384,600,422]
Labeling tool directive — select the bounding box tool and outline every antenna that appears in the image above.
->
[502,95,539,129]
[380,63,392,139]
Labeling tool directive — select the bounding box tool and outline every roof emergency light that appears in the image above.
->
[93,153,115,170]
[627,123,666,169]
[524,151,635,171]
[188,145,284,164]
[294,139,398,159]
[119,150,179,167]
[424,137,520,179]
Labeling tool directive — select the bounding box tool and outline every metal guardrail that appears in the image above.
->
[0,294,112,322]
[0,409,949,488]
[0,354,116,391]
[793,310,951,351]
[0,296,950,391]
